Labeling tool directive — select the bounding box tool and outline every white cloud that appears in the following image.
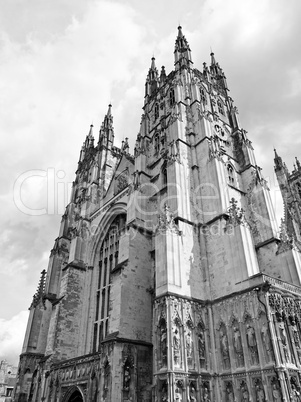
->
[0,0,301,366]
[0,311,29,366]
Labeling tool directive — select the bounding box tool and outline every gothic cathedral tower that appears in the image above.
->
[15,27,301,402]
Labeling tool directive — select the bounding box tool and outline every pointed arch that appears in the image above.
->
[62,385,84,402]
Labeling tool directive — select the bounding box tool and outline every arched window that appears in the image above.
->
[162,166,167,187]
[93,214,126,352]
[217,99,225,115]
[200,87,207,104]
[169,89,175,106]
[154,103,159,120]
[227,164,235,185]
[154,133,160,154]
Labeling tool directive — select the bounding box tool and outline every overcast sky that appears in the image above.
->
[1,0,301,365]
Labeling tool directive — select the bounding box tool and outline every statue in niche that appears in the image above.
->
[202,384,210,402]
[246,324,259,365]
[291,322,301,348]
[186,329,193,359]
[272,383,281,402]
[290,388,301,402]
[123,361,131,391]
[174,388,182,402]
[220,328,230,369]
[198,329,205,366]
[261,323,273,361]
[173,325,181,366]
[279,323,290,362]
[226,384,234,402]
[241,382,249,402]
[255,382,265,402]
[160,320,167,366]
[161,382,168,402]
[233,325,244,366]
[189,384,197,402]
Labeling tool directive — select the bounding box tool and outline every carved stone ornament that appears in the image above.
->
[168,140,180,163]
[156,204,181,235]
[208,138,225,162]
[196,103,213,122]
[169,104,182,125]
[227,198,246,226]
[277,218,294,254]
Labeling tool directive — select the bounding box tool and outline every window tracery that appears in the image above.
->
[93,214,126,351]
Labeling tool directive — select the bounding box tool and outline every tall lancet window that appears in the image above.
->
[154,103,159,120]
[169,88,175,106]
[93,214,126,352]
[217,99,225,116]
[200,86,207,104]
[227,163,235,186]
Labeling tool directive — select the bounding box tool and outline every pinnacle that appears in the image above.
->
[88,124,94,138]
[107,104,112,116]
[151,56,156,70]
[177,25,183,38]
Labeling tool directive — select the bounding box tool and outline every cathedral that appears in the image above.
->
[14,26,301,402]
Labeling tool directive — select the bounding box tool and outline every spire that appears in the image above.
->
[174,26,193,70]
[145,57,159,97]
[99,104,114,148]
[296,157,301,170]
[177,25,184,38]
[274,148,284,172]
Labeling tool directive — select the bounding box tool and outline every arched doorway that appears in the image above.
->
[68,389,83,402]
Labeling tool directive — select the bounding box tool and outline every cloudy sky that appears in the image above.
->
[1,0,301,365]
